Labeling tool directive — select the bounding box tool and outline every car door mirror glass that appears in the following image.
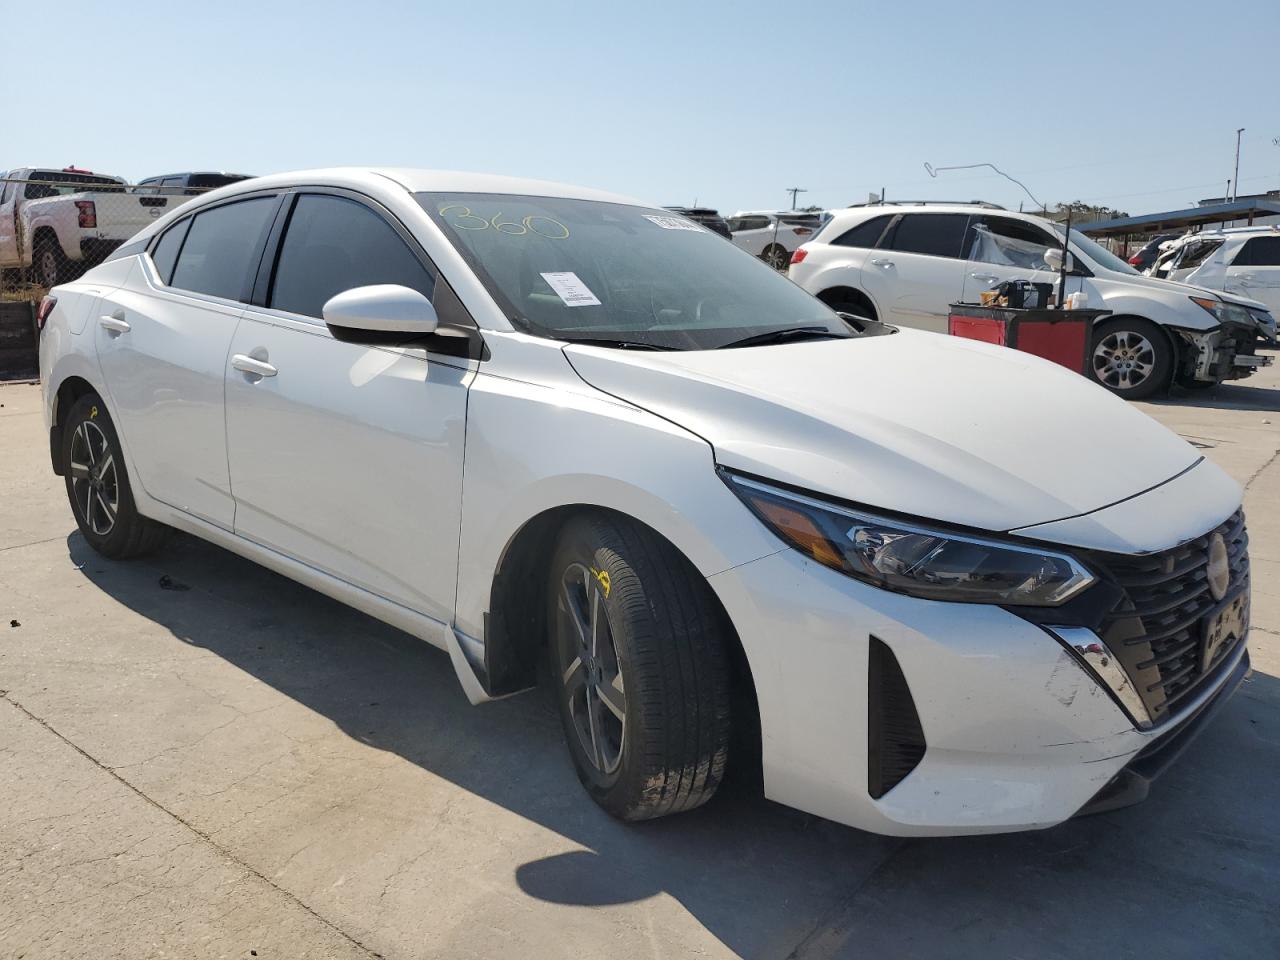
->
[322,284,439,340]
[1044,248,1074,273]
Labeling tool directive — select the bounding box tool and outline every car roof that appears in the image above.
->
[204,167,651,207]
[1190,225,1280,239]
[822,203,1035,228]
[141,171,254,181]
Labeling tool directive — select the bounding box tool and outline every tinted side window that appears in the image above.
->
[150,218,191,284]
[1234,236,1280,267]
[831,214,893,248]
[269,194,435,320]
[886,213,970,258]
[170,196,277,301]
[1178,238,1224,270]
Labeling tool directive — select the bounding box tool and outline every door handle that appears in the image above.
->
[870,258,894,268]
[231,354,277,379]
[98,314,131,334]
[971,273,1001,283]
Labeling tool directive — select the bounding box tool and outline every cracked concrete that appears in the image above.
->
[1,356,1277,959]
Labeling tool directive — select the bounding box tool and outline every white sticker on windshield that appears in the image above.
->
[539,271,602,307]
[644,215,704,232]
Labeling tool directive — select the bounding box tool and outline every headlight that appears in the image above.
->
[724,473,1095,606]
[1190,296,1254,326]
[1249,308,1277,343]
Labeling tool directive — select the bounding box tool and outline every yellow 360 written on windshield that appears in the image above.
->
[438,205,570,239]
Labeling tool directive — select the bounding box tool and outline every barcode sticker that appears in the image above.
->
[644,215,704,232]
[539,272,602,307]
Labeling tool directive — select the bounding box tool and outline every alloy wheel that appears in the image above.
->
[39,249,58,288]
[556,562,626,775]
[69,420,119,536]
[1093,329,1155,391]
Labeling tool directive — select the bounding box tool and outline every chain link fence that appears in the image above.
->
[0,171,243,301]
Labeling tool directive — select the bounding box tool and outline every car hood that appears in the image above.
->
[564,329,1201,533]
[1098,267,1269,311]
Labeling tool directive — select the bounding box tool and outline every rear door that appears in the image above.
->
[1225,235,1280,316]
[864,213,970,332]
[93,192,281,529]
[224,189,472,620]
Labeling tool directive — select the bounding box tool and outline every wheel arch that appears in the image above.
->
[1093,312,1184,378]
[48,374,103,475]
[482,503,762,775]
[816,284,878,321]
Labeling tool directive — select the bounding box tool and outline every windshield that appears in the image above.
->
[1060,227,1139,275]
[419,193,847,350]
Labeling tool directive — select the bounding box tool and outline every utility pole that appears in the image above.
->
[1232,128,1245,201]
[785,187,807,210]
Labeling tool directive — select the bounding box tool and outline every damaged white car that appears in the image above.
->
[790,204,1275,397]
[39,169,1251,836]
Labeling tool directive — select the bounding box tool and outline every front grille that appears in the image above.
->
[1088,510,1249,725]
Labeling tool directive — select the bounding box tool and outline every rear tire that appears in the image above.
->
[1088,317,1173,400]
[762,244,790,271]
[34,237,65,288]
[548,513,732,821]
[62,394,169,559]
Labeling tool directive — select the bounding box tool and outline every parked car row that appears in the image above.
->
[0,166,254,287]
[787,202,1276,398]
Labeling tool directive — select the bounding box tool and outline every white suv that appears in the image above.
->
[1150,226,1280,320]
[727,211,825,269]
[789,203,1276,398]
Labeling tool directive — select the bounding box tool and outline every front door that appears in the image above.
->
[960,214,1081,307]
[93,193,280,529]
[224,191,472,621]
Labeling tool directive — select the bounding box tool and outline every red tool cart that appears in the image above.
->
[947,304,1108,376]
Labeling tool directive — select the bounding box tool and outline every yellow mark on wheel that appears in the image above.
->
[591,568,611,598]
[90,406,98,419]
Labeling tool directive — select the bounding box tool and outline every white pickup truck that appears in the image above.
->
[0,167,180,287]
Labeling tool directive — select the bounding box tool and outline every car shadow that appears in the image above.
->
[66,531,1280,958]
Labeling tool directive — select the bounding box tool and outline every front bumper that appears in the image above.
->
[709,545,1247,837]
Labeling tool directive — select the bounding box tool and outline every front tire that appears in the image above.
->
[549,514,732,821]
[61,394,168,558]
[1089,317,1173,400]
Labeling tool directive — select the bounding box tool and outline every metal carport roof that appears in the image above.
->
[1077,199,1280,237]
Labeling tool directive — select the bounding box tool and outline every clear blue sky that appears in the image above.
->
[18,0,1279,215]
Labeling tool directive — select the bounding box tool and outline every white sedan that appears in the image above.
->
[38,168,1251,835]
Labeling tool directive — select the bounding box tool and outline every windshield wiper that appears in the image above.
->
[715,326,842,349]
[559,337,675,351]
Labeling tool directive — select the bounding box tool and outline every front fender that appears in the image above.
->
[453,363,781,644]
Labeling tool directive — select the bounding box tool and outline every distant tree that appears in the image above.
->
[1045,200,1129,223]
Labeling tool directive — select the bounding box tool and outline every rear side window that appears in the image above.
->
[885,213,970,258]
[269,194,435,320]
[831,214,893,248]
[150,218,191,283]
[170,196,277,301]
[1232,236,1280,267]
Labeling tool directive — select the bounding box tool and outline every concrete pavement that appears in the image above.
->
[1,359,1277,959]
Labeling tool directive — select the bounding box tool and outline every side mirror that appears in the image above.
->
[322,284,438,344]
[1044,248,1075,273]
